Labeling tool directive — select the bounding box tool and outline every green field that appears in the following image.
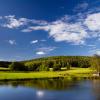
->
[0,67,10,71]
[0,68,93,80]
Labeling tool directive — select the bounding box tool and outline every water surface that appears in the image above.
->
[0,78,99,100]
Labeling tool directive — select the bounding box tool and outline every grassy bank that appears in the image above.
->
[0,68,94,80]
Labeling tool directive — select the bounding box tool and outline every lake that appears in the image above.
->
[0,78,99,100]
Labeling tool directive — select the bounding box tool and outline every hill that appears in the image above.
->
[0,56,92,71]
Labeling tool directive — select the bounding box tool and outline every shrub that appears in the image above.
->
[53,63,61,71]
[25,61,43,71]
[66,62,71,70]
[39,64,49,71]
[9,62,26,71]
[46,61,54,68]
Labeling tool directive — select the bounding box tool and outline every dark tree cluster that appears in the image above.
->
[8,56,92,71]
[0,61,11,68]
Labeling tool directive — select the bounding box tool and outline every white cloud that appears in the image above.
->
[36,51,45,55]
[3,15,28,28]
[2,15,48,29]
[30,40,38,44]
[21,12,100,45]
[36,47,56,55]
[22,25,49,32]
[49,21,87,45]
[1,12,100,45]
[8,40,16,45]
[84,13,100,31]
[23,20,87,45]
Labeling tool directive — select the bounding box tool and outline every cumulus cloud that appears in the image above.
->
[84,13,100,31]
[3,15,28,28]
[22,19,87,45]
[8,40,16,45]
[36,47,56,55]
[48,21,87,45]
[30,40,38,44]
[22,12,100,45]
[1,12,100,45]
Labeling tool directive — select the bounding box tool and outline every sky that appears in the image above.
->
[0,0,100,61]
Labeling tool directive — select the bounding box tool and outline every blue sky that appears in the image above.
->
[0,0,100,61]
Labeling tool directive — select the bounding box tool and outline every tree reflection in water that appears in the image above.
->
[92,80,100,100]
[0,78,79,90]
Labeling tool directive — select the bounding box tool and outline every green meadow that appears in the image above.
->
[0,67,93,80]
[0,56,99,80]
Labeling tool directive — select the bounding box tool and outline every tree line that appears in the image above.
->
[8,56,91,71]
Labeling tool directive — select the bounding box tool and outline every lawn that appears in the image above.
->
[0,68,93,80]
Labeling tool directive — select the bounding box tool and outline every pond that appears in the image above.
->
[0,78,99,100]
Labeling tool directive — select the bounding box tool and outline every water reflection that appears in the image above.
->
[36,90,45,98]
[0,79,100,100]
[0,78,78,90]
[92,80,100,100]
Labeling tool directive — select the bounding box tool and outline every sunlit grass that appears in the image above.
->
[0,67,93,80]
[0,67,10,71]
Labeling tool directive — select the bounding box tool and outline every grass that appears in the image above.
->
[0,67,10,71]
[0,68,94,80]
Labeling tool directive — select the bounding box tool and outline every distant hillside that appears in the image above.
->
[0,56,92,70]
[0,56,91,71]
[22,56,91,65]
[22,56,91,70]
[22,56,91,63]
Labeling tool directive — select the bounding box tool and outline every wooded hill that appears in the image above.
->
[0,56,93,71]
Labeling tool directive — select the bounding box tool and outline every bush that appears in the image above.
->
[66,62,71,70]
[9,62,26,71]
[53,63,61,71]
[25,62,42,71]
[39,64,49,71]
[46,61,54,68]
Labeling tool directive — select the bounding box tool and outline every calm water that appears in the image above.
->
[0,78,100,100]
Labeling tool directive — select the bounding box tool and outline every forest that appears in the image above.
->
[0,56,92,71]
